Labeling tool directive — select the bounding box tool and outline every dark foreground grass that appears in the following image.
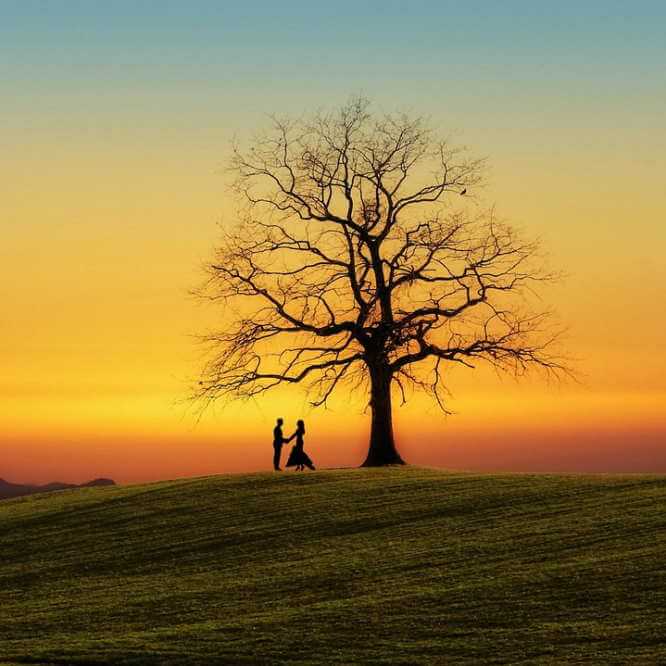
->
[0,468,664,664]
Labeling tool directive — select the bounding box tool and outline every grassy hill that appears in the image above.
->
[1,468,664,664]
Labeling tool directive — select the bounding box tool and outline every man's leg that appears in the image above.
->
[273,445,281,470]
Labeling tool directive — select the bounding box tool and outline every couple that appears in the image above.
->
[272,418,315,471]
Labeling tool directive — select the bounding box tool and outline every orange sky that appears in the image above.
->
[3,4,665,483]
[4,129,665,482]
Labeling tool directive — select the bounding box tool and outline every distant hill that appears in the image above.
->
[0,477,115,500]
[0,468,664,664]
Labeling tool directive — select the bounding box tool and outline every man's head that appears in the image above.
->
[277,418,283,426]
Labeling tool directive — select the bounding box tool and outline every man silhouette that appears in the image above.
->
[272,418,287,471]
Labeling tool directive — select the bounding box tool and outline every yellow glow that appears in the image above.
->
[3,123,666,483]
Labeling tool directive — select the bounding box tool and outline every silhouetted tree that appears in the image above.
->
[195,99,565,466]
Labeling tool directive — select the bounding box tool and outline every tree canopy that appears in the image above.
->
[194,99,566,465]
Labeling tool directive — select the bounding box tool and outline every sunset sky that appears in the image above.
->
[3,2,665,483]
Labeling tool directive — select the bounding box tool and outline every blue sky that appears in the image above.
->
[3,1,664,145]
[3,2,665,79]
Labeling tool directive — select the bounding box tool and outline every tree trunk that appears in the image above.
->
[361,364,405,466]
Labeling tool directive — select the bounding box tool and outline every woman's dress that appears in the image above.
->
[286,433,315,469]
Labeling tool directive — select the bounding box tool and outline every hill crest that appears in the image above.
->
[0,476,115,500]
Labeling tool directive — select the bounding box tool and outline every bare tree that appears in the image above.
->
[195,98,565,466]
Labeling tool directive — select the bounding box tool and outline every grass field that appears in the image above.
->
[1,467,664,664]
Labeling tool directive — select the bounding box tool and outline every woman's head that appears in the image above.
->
[297,419,305,433]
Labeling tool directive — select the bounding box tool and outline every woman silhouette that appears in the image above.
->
[286,420,315,471]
